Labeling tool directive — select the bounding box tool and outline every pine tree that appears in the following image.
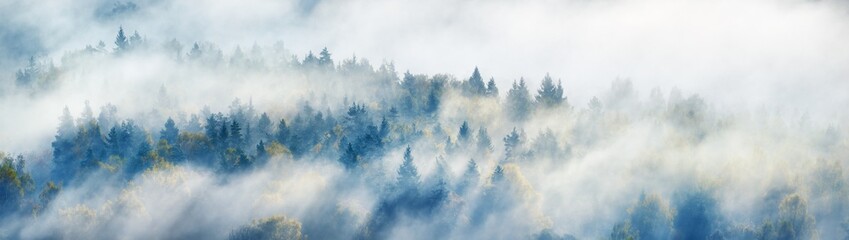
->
[476,127,493,152]
[504,128,524,161]
[397,146,419,189]
[257,113,272,139]
[506,78,533,121]
[230,120,243,148]
[339,143,358,169]
[51,106,77,182]
[129,30,143,49]
[491,165,505,183]
[486,77,499,97]
[459,159,480,194]
[114,26,128,51]
[160,117,180,145]
[458,121,472,145]
[275,118,289,145]
[465,67,486,96]
[535,73,565,108]
[378,116,390,141]
[188,42,202,60]
[318,47,334,68]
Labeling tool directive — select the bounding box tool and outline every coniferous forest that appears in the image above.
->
[2,1,849,239]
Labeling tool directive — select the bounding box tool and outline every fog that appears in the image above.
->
[1,0,848,239]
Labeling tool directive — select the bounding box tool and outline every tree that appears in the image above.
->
[535,73,565,108]
[1,155,34,215]
[229,120,243,149]
[476,127,493,153]
[36,181,61,215]
[491,165,505,183]
[114,26,128,51]
[129,30,143,49]
[318,47,334,68]
[486,77,499,97]
[51,106,77,182]
[275,118,290,146]
[126,139,154,176]
[458,121,472,145]
[611,193,674,240]
[255,140,269,165]
[506,78,533,122]
[339,143,358,169]
[160,117,180,145]
[674,189,721,240]
[465,67,487,96]
[757,193,817,240]
[458,159,480,194]
[230,215,303,240]
[188,42,202,60]
[531,129,560,160]
[257,113,272,140]
[503,128,525,161]
[588,96,603,114]
[397,146,419,190]
[378,116,390,141]
[302,51,318,67]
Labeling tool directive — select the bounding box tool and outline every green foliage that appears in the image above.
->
[611,193,674,240]
[757,193,817,240]
[229,215,303,240]
[0,155,34,215]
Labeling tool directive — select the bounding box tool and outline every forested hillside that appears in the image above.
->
[0,26,847,239]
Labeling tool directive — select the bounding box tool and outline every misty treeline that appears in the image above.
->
[1,27,848,240]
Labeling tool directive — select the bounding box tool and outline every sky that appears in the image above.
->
[1,0,848,148]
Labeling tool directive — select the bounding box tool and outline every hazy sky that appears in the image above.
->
[2,0,848,150]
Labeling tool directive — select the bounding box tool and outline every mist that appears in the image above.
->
[1,0,848,239]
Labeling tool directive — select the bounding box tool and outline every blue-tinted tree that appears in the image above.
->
[160,117,180,145]
[458,159,480,194]
[318,47,334,69]
[457,121,472,146]
[486,77,499,97]
[476,127,493,154]
[673,189,722,240]
[506,78,533,122]
[535,74,565,108]
[397,146,420,192]
[503,128,525,162]
[114,26,128,51]
[51,106,77,182]
[256,113,272,140]
[465,67,487,96]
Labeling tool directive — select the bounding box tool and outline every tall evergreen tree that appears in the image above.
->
[476,127,493,152]
[51,106,77,182]
[458,159,480,194]
[275,118,289,146]
[397,146,419,190]
[160,117,180,145]
[256,113,272,139]
[506,78,533,121]
[535,74,565,108]
[465,67,487,96]
[458,121,472,145]
[485,77,499,97]
[318,47,334,68]
[230,120,243,148]
[504,128,525,161]
[114,26,128,51]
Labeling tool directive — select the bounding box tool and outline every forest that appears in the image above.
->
[0,25,846,239]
